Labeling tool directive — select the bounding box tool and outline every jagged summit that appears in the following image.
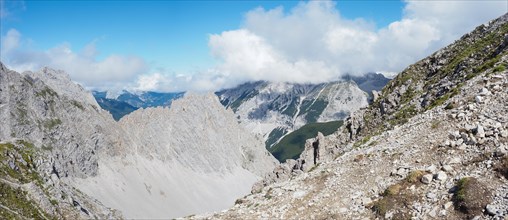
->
[118,92,277,176]
[0,63,126,218]
[25,66,99,108]
[75,92,277,218]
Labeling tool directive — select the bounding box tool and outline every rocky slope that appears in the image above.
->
[199,13,508,220]
[216,80,370,149]
[0,63,277,219]
[73,93,278,219]
[0,63,125,218]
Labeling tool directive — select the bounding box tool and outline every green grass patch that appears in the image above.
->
[494,63,507,73]
[265,127,287,150]
[35,87,58,98]
[353,135,371,148]
[430,120,441,129]
[0,141,52,219]
[474,51,507,74]
[389,105,417,126]
[0,182,50,219]
[43,118,62,130]
[0,141,42,185]
[441,23,508,77]
[70,100,85,110]
[270,121,343,162]
[427,83,463,110]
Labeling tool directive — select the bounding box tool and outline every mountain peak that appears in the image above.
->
[25,66,99,108]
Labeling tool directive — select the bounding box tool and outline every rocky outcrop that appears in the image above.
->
[0,64,131,178]
[0,62,124,218]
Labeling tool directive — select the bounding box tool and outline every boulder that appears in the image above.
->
[421,174,433,184]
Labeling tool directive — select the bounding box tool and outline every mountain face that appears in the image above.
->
[92,90,184,120]
[0,63,126,218]
[216,79,371,150]
[74,93,277,218]
[203,13,508,220]
[0,63,277,219]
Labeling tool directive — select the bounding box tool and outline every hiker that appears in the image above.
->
[312,139,320,164]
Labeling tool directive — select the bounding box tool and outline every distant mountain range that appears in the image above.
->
[216,73,390,150]
[92,73,390,155]
[92,91,184,120]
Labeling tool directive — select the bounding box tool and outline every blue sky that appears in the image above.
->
[1,0,506,92]
[1,0,403,72]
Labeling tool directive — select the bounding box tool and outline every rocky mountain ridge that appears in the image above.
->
[199,12,508,220]
[0,63,277,219]
[0,62,126,218]
[74,93,278,218]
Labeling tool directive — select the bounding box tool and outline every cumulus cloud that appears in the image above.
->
[0,29,147,90]
[209,29,337,84]
[208,0,507,87]
[0,29,20,52]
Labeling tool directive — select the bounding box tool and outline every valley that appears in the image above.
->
[0,2,506,220]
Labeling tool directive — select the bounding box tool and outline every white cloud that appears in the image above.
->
[0,29,148,90]
[0,29,20,53]
[207,0,507,88]
[209,29,337,86]
[134,73,168,91]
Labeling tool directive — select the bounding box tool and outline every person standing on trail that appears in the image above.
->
[312,139,320,165]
